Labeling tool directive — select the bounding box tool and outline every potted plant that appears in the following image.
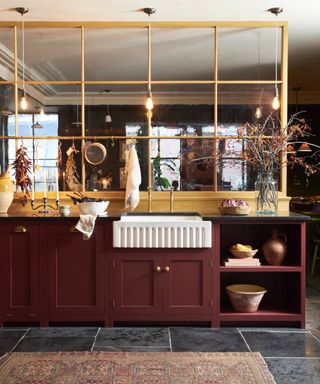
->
[153,155,176,190]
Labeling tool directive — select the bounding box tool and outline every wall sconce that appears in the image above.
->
[269,7,283,111]
[16,7,29,111]
[144,7,156,111]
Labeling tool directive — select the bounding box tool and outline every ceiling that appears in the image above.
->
[0,0,319,103]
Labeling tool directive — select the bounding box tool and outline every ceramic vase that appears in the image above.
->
[255,172,278,214]
[0,165,14,213]
[262,229,287,266]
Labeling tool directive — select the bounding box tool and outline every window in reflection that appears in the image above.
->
[7,114,58,192]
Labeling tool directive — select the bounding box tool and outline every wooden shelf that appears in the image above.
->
[220,266,301,272]
[220,309,302,322]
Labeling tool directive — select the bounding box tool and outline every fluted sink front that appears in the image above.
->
[113,213,212,248]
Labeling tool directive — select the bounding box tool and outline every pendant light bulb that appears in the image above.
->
[21,89,28,110]
[40,107,45,116]
[272,94,280,110]
[146,90,153,111]
[105,114,112,123]
[255,106,262,119]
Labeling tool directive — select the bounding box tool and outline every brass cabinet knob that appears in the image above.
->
[155,266,162,272]
[14,225,27,233]
[164,266,170,272]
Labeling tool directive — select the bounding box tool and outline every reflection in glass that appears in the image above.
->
[151,138,214,191]
[0,28,15,81]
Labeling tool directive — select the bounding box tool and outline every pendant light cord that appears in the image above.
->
[274,14,278,96]
[22,14,25,92]
[148,15,151,93]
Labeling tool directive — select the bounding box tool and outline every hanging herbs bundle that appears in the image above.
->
[65,142,80,190]
[12,144,32,196]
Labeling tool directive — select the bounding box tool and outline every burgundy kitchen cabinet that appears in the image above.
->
[110,249,213,325]
[46,222,105,322]
[1,222,43,325]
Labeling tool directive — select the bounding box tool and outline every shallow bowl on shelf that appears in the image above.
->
[218,205,251,215]
[229,248,258,259]
[226,284,267,312]
[77,201,109,215]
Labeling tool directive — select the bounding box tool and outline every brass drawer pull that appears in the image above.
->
[70,226,79,233]
[14,226,28,233]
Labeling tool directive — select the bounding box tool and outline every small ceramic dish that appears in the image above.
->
[229,248,258,258]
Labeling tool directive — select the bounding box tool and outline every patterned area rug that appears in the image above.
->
[0,351,275,383]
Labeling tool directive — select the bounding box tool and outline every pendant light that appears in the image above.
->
[32,106,43,129]
[101,89,112,123]
[1,85,13,116]
[144,7,156,111]
[293,87,312,153]
[269,7,283,110]
[16,7,29,111]
[72,85,82,126]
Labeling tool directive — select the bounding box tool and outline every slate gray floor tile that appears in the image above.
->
[13,337,94,352]
[95,327,170,348]
[170,327,249,352]
[266,358,320,384]
[26,327,99,338]
[0,330,28,352]
[93,346,171,352]
[306,301,320,331]
[241,331,320,357]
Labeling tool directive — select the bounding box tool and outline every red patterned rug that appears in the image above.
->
[0,351,275,383]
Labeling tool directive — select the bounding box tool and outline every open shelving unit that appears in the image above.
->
[215,219,306,328]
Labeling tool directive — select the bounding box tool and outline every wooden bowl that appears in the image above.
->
[218,205,251,215]
[229,248,258,258]
[226,284,267,312]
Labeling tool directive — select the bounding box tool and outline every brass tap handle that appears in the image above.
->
[164,266,170,272]
[155,266,162,272]
[147,186,152,212]
[169,188,174,213]
[14,225,28,233]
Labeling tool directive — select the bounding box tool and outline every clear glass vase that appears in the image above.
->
[255,173,278,214]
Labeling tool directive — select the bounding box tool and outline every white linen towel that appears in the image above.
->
[75,214,97,239]
[125,144,141,211]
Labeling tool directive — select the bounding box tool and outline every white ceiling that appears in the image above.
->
[1,0,320,103]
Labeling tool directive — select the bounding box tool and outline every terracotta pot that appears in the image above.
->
[0,165,14,213]
[226,284,267,312]
[262,229,287,266]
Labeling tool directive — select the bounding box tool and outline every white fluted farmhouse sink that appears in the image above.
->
[113,213,212,248]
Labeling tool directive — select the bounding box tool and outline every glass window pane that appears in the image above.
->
[1,84,15,136]
[85,29,147,81]
[0,28,15,81]
[151,138,214,191]
[151,84,214,137]
[21,28,81,81]
[218,83,280,131]
[84,84,147,137]
[218,27,281,80]
[152,28,214,80]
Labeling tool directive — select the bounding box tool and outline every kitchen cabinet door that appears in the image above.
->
[162,250,212,315]
[2,222,41,320]
[47,222,105,317]
[112,251,162,315]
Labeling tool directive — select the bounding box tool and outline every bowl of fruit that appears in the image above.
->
[67,193,109,216]
[218,198,251,215]
[229,243,258,258]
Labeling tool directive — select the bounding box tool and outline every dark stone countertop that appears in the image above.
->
[0,211,310,222]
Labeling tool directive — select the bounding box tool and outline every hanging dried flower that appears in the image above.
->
[12,144,32,195]
[65,143,80,190]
